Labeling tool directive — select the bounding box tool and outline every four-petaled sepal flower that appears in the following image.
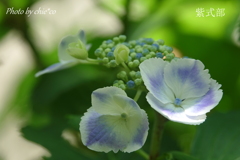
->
[80,86,149,153]
[35,30,91,77]
[140,58,223,125]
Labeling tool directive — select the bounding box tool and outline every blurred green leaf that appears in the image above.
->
[0,70,36,126]
[22,121,100,160]
[67,115,81,131]
[31,65,116,116]
[191,111,240,160]
[159,151,199,160]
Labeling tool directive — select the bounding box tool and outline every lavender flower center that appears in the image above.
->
[174,98,182,106]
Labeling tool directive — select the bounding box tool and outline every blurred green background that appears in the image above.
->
[0,0,239,160]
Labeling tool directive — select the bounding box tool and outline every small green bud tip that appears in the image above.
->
[133,60,140,67]
[134,78,142,86]
[114,44,130,65]
[135,71,141,78]
[113,37,120,43]
[119,35,127,42]
[67,41,88,59]
[140,57,147,62]
[117,71,127,80]
[128,62,134,68]
[130,52,136,58]
[109,60,117,67]
[119,84,126,90]
[118,80,124,84]
[157,39,165,45]
[103,57,109,63]
[165,53,175,61]
[130,71,136,78]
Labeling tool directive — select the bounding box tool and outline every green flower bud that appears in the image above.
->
[165,53,175,61]
[114,44,130,65]
[128,61,134,68]
[113,82,119,87]
[128,56,132,62]
[100,52,106,58]
[94,48,103,56]
[105,48,111,53]
[130,52,136,58]
[140,57,147,62]
[109,60,117,67]
[130,71,136,78]
[163,51,168,55]
[159,45,166,52]
[129,40,136,46]
[133,60,140,67]
[67,40,88,59]
[135,71,141,78]
[107,43,114,48]
[113,37,120,43]
[103,57,109,64]
[150,46,157,52]
[119,35,127,42]
[146,55,151,59]
[118,80,124,84]
[134,78,142,86]
[157,39,165,45]
[150,51,156,57]
[136,48,143,53]
[119,84,126,90]
[101,43,107,49]
[117,71,127,81]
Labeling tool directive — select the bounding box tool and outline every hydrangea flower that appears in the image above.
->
[80,87,149,153]
[35,30,91,77]
[139,58,223,125]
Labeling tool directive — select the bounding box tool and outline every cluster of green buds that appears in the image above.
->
[94,35,176,90]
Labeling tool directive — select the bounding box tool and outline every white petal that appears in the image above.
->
[80,95,149,153]
[147,93,206,125]
[35,61,78,77]
[139,58,175,104]
[182,79,223,116]
[86,44,92,51]
[164,59,211,100]
[91,87,127,115]
[58,34,80,62]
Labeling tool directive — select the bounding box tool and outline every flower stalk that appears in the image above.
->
[149,111,167,160]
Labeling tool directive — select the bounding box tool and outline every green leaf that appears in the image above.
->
[191,111,240,160]
[159,151,199,160]
[21,121,104,160]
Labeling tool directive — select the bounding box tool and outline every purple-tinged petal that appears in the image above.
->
[80,87,149,153]
[91,87,128,115]
[164,59,211,100]
[140,58,175,104]
[182,79,223,116]
[147,93,206,125]
[35,61,78,77]
[78,30,86,45]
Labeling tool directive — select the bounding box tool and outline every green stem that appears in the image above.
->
[87,58,98,62]
[134,89,142,102]
[149,111,167,160]
[80,59,99,65]
[121,62,131,72]
[136,149,149,160]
